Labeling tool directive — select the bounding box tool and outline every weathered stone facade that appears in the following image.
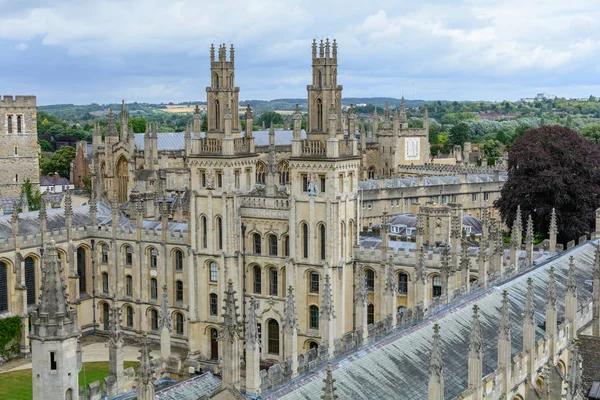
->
[0,95,39,198]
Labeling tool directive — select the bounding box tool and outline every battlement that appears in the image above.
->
[0,95,36,108]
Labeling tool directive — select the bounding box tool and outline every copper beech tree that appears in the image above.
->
[495,125,600,244]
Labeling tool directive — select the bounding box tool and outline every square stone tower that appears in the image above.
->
[0,95,39,198]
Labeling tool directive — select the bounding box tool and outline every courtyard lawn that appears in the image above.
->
[0,361,136,400]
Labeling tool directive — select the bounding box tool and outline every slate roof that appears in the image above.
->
[358,172,507,190]
[369,213,484,236]
[108,373,222,400]
[266,242,598,400]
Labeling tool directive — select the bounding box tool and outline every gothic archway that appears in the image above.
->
[116,156,128,203]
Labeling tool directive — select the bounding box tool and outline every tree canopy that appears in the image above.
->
[20,179,42,211]
[256,111,283,128]
[40,146,77,178]
[494,125,600,243]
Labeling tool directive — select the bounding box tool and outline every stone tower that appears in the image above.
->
[0,95,39,198]
[206,43,240,138]
[30,240,81,400]
[307,39,343,139]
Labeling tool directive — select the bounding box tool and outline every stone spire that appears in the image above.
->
[440,244,451,296]
[245,297,261,395]
[106,108,117,137]
[89,188,97,224]
[468,305,483,392]
[498,290,512,395]
[137,332,155,400]
[322,364,338,400]
[108,296,124,394]
[549,208,558,252]
[566,256,577,296]
[525,215,534,265]
[321,273,336,358]
[515,205,523,231]
[428,323,444,400]
[460,240,471,288]
[282,286,299,334]
[357,265,369,341]
[159,284,171,359]
[566,256,578,341]
[499,290,511,341]
[383,256,396,296]
[567,340,584,400]
[547,267,558,361]
[220,280,242,388]
[383,100,390,123]
[120,100,128,141]
[245,298,260,350]
[523,278,536,377]
[64,188,72,216]
[416,249,427,285]
[524,278,535,325]
[399,97,407,123]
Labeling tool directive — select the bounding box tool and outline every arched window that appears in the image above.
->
[124,246,133,266]
[176,280,184,303]
[317,99,323,131]
[150,278,158,300]
[126,275,133,297]
[214,73,219,89]
[433,276,442,298]
[318,224,326,260]
[302,223,309,259]
[102,303,109,330]
[214,100,220,130]
[398,272,408,295]
[317,70,322,88]
[256,162,266,185]
[278,161,290,185]
[309,271,319,294]
[151,309,158,330]
[0,262,7,312]
[176,313,184,335]
[228,72,234,88]
[209,261,218,282]
[269,267,278,297]
[149,248,158,268]
[365,269,375,292]
[253,266,262,294]
[252,233,261,255]
[102,272,109,294]
[268,320,280,355]
[7,115,12,134]
[309,305,319,329]
[269,234,278,256]
[209,293,218,316]
[174,249,183,271]
[77,247,87,295]
[367,303,374,325]
[17,115,22,133]
[283,235,289,257]
[368,166,376,180]
[66,388,72,400]
[126,306,133,327]
[25,257,36,306]
[101,244,109,264]
[216,217,223,250]
[201,216,208,248]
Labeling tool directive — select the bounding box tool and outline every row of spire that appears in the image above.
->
[312,38,338,60]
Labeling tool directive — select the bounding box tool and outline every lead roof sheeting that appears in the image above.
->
[269,242,597,400]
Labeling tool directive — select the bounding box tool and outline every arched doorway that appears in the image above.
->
[116,156,128,203]
[268,319,280,355]
[102,303,109,330]
[210,328,219,360]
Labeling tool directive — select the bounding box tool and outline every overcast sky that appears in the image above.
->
[0,0,598,105]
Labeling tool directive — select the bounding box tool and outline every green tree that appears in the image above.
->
[440,112,478,125]
[581,125,600,143]
[38,140,54,152]
[40,146,76,178]
[201,115,208,132]
[20,179,42,211]
[129,117,147,133]
[256,112,283,128]
[449,122,471,146]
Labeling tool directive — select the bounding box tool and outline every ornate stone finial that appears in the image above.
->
[348,104,355,117]
[223,104,232,120]
[64,189,72,216]
[510,220,520,249]
[525,214,534,239]
[320,274,336,321]
[35,240,70,321]
[469,305,483,359]
[594,247,600,280]
[524,278,535,325]
[11,201,18,223]
[245,297,261,350]
[160,195,169,218]
[478,238,488,263]
[384,101,390,122]
[293,104,302,120]
[451,215,461,240]
[210,43,215,61]
[566,256,577,296]
[399,96,407,123]
[159,284,171,332]
[332,38,337,58]
[499,290,511,341]
[428,323,444,381]
[549,208,558,235]
[356,265,368,307]
[245,104,253,120]
[269,122,275,146]
[137,332,154,387]
[321,364,338,400]
[481,206,489,228]
[383,256,396,296]
[144,122,150,138]
[393,107,399,124]
[460,241,470,272]
[108,296,123,348]
[39,192,47,219]
[416,212,425,236]
[441,244,451,276]
[184,122,191,139]
[106,108,117,137]
[220,279,241,342]
[282,286,299,334]
[416,248,427,284]
[515,205,523,229]
[546,267,557,311]
[327,103,337,120]
[567,339,584,398]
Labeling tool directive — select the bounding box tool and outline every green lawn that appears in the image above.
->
[0,361,137,400]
